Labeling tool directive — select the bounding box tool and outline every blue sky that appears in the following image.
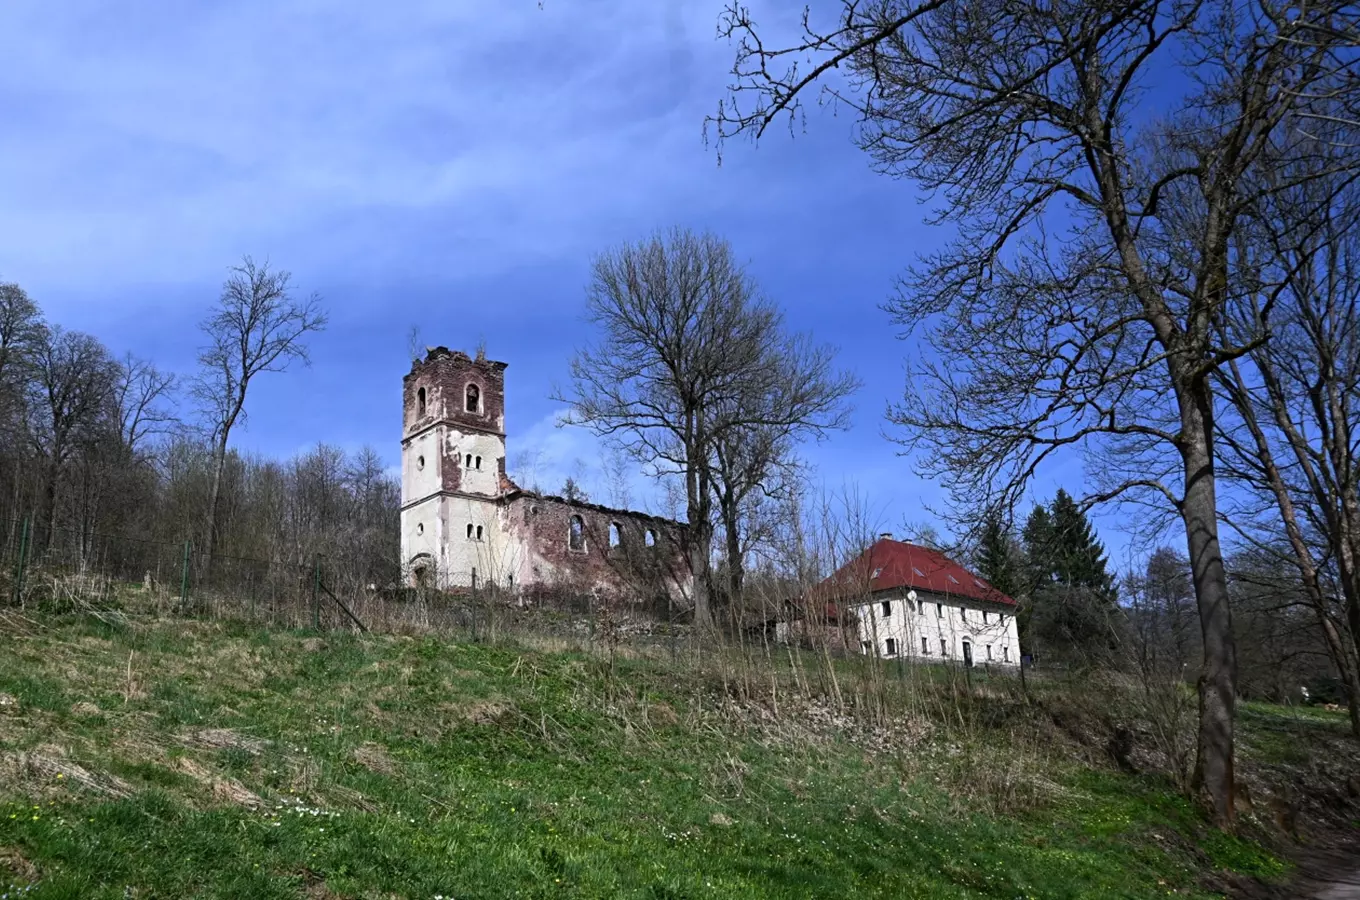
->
[0,0,1146,569]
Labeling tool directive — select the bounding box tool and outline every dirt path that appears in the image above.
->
[1289,847,1360,900]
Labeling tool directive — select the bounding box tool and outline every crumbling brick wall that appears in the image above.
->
[508,493,690,611]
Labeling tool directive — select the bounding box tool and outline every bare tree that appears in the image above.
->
[192,257,327,568]
[1215,159,1360,736]
[28,326,118,542]
[559,228,856,625]
[710,0,1360,826]
[113,354,177,458]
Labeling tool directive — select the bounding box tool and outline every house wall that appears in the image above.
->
[854,590,1020,666]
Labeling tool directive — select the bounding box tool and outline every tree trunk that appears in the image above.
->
[204,434,229,572]
[43,457,59,551]
[721,488,745,620]
[1180,379,1237,827]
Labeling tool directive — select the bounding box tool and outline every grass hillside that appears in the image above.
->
[0,612,1355,899]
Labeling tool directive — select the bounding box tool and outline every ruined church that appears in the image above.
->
[400,346,691,605]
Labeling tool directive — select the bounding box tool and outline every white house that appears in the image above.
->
[815,536,1021,667]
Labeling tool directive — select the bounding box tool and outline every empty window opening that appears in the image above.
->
[645,529,657,547]
[475,525,483,541]
[417,387,427,417]
[568,515,585,551]
[416,523,424,536]
[880,600,891,618]
[986,644,993,661]
[936,603,943,618]
[609,522,622,549]
[940,638,948,657]
[466,523,474,540]
[921,636,930,655]
[506,574,514,587]
[960,608,967,622]
[417,455,425,470]
[465,383,480,413]
[861,640,871,652]
[474,455,482,470]
[471,567,477,586]
[885,638,898,657]
[465,453,473,467]
[1003,646,1010,663]
[982,610,989,624]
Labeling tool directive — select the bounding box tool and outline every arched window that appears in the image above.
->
[416,387,427,417]
[568,515,585,551]
[417,455,425,470]
[466,523,474,540]
[645,529,657,547]
[475,525,484,540]
[475,455,482,470]
[465,453,473,468]
[465,383,480,413]
[609,522,622,549]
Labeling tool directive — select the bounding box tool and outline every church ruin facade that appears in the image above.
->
[400,346,691,606]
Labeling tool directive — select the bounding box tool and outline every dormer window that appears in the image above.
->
[417,387,427,417]
[465,383,481,414]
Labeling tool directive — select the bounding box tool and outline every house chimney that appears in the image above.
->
[879,532,893,541]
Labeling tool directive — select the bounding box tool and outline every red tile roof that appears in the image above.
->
[814,539,1016,607]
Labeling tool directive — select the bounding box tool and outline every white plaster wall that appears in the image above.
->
[854,593,1020,666]
[443,428,504,497]
[401,498,443,573]
[402,429,443,505]
[437,495,526,588]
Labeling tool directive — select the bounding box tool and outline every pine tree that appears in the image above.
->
[1048,489,1117,604]
[975,510,1023,600]
[1021,491,1119,665]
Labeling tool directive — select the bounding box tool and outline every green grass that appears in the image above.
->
[0,615,1308,899]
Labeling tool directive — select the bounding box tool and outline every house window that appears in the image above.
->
[417,387,426,417]
[982,610,989,624]
[568,515,585,551]
[416,523,424,536]
[880,600,891,618]
[645,529,657,547]
[507,574,514,587]
[921,636,929,655]
[940,638,948,657]
[475,525,483,541]
[986,644,993,661]
[960,608,967,622]
[936,603,943,618]
[417,455,425,470]
[465,383,480,413]
[1003,646,1010,663]
[885,638,898,657]
[471,566,477,585]
[609,522,622,548]
[475,455,482,470]
[466,523,473,540]
[465,453,473,467]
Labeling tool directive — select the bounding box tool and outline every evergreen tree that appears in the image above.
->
[975,510,1023,600]
[1048,489,1117,604]
[1021,491,1120,665]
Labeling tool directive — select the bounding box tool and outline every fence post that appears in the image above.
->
[179,541,192,609]
[312,556,321,631]
[11,516,30,606]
